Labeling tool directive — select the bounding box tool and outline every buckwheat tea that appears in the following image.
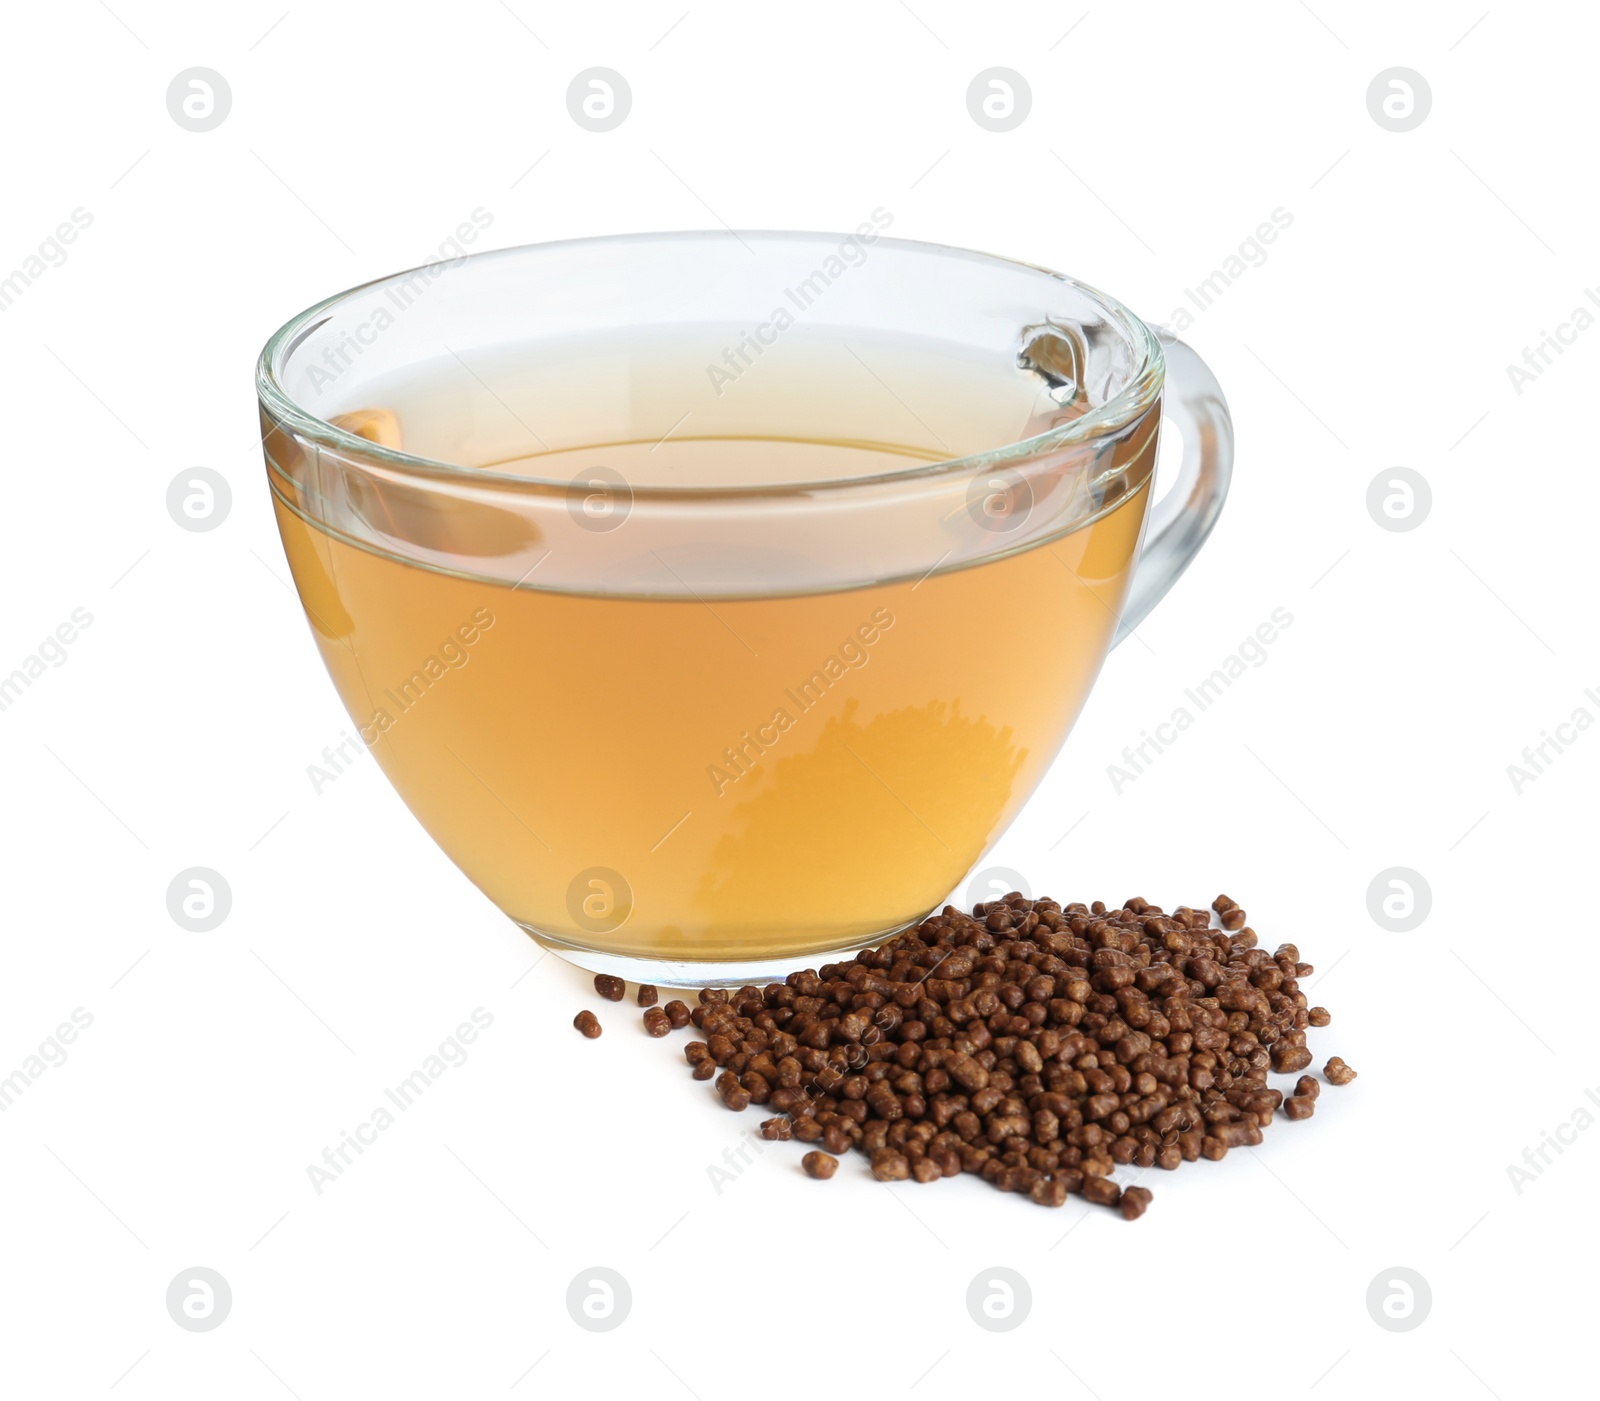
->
[657,892,1355,1216]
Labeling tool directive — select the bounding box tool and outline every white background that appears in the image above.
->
[1,1,1594,1395]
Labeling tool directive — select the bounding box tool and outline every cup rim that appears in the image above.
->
[255,230,1166,497]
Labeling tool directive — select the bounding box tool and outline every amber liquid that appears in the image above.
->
[274,333,1154,963]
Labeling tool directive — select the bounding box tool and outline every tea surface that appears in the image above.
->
[273,328,1155,964]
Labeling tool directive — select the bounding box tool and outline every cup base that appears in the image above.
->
[515,917,929,989]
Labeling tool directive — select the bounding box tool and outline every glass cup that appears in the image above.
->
[257,231,1232,985]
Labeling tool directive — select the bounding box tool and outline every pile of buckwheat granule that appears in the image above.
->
[573,893,1356,1218]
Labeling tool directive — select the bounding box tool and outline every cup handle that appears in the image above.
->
[1112,330,1234,645]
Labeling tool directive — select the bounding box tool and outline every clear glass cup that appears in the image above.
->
[257,231,1232,985]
